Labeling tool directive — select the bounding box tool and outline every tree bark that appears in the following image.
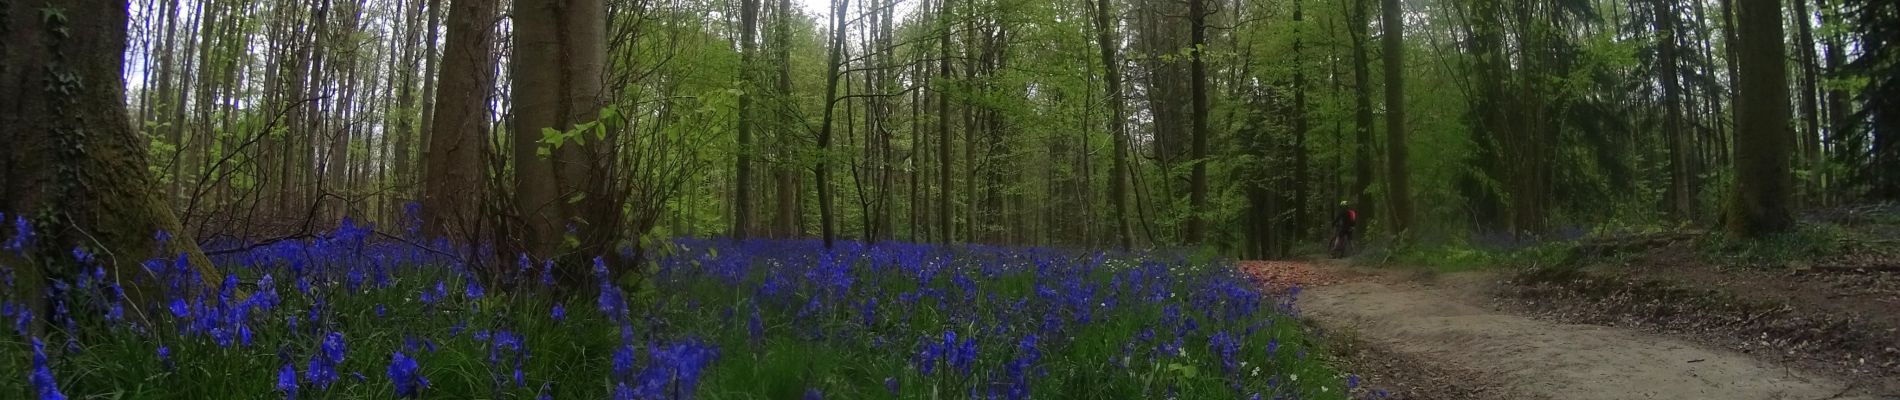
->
[1348,0,1375,224]
[1727,0,1795,237]
[1379,0,1410,234]
[2,0,223,312]
[1091,0,1133,251]
[512,0,613,268]
[938,0,956,244]
[1792,0,1823,205]
[815,0,851,249]
[1185,0,1209,244]
[421,0,498,238]
[771,0,801,239]
[733,0,760,239]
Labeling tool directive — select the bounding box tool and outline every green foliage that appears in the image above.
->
[1698,224,1848,267]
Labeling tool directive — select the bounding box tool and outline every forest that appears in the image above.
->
[1,0,1897,398]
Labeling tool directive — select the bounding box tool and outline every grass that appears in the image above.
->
[1,219,1361,399]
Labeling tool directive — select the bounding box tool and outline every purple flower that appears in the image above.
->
[276,362,298,399]
[551,303,566,322]
[388,351,429,398]
[803,388,824,400]
[30,338,67,400]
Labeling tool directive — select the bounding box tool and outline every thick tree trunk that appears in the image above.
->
[2,0,223,314]
[512,0,613,269]
[421,0,498,238]
[1727,0,1795,237]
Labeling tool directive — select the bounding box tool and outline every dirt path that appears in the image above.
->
[1249,262,1878,400]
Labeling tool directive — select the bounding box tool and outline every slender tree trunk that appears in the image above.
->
[1727,0,1795,236]
[815,0,851,249]
[1092,0,1134,250]
[1792,0,1824,205]
[733,0,760,239]
[1658,0,1695,218]
[1292,0,1311,241]
[938,0,956,244]
[1379,0,1411,234]
[1185,0,1209,244]
[1348,0,1375,223]
[772,0,801,238]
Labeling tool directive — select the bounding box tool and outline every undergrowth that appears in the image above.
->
[1,217,1371,399]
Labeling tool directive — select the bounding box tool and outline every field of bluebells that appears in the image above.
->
[2,217,1365,399]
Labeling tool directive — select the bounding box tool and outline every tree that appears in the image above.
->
[733,0,761,239]
[938,0,956,244]
[1726,0,1795,236]
[2,0,223,313]
[1090,0,1133,250]
[1185,0,1209,244]
[1347,0,1376,224]
[1379,0,1411,233]
[420,0,498,237]
[816,0,852,249]
[511,0,617,273]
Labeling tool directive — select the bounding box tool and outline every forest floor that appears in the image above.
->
[1243,260,1895,400]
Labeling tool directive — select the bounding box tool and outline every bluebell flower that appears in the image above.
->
[465,280,484,299]
[803,388,824,400]
[30,338,67,400]
[276,362,299,399]
[884,377,899,395]
[169,298,189,318]
[388,351,428,398]
[612,382,635,400]
[551,303,566,322]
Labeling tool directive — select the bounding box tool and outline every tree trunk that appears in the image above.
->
[1792,0,1823,205]
[733,0,760,239]
[1348,0,1375,224]
[1185,0,1209,244]
[1379,0,1411,234]
[1091,0,1133,251]
[1658,0,1695,218]
[2,0,223,315]
[772,0,801,239]
[421,0,497,238]
[1292,0,1310,242]
[1726,0,1795,237]
[816,0,851,249]
[938,0,956,244]
[512,0,613,270]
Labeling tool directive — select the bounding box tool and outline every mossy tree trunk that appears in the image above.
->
[2,0,223,323]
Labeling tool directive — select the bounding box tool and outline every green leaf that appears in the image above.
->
[540,127,566,149]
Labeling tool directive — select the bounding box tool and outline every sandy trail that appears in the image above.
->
[1258,262,1876,400]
